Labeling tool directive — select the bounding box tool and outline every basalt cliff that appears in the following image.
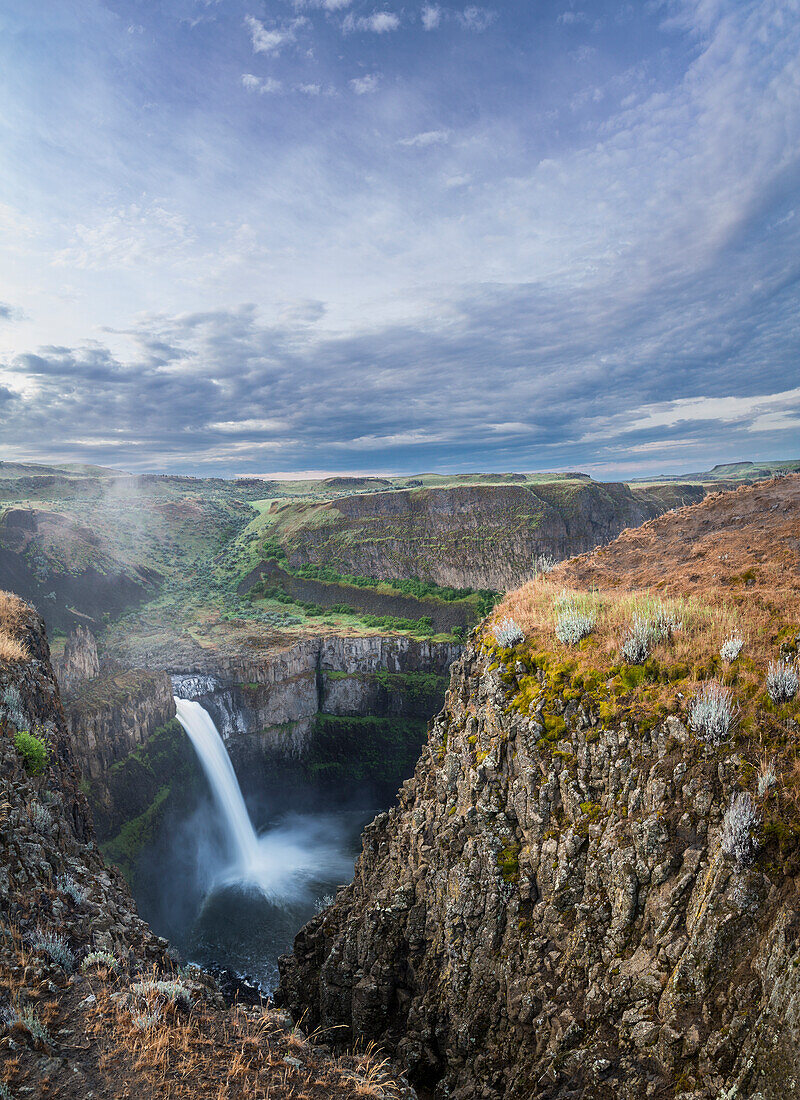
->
[278,476,800,1100]
[266,480,705,591]
[0,594,412,1099]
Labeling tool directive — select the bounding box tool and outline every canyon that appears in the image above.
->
[1,468,799,1098]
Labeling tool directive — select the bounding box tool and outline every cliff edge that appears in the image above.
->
[278,476,800,1100]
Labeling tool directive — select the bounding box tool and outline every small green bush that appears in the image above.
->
[13,731,48,776]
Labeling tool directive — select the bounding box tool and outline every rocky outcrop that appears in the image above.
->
[61,666,176,782]
[268,481,705,590]
[278,642,800,1100]
[52,625,100,694]
[171,634,461,764]
[0,594,414,1100]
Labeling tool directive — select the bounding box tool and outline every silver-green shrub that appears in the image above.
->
[532,553,556,575]
[80,950,118,973]
[130,1008,162,1031]
[57,873,88,905]
[621,614,652,664]
[131,977,192,1009]
[555,605,596,646]
[620,600,683,664]
[29,801,52,833]
[0,685,26,730]
[721,792,761,867]
[493,617,524,648]
[2,1006,52,1047]
[757,761,777,798]
[766,659,799,704]
[689,682,736,744]
[29,929,75,971]
[720,634,744,663]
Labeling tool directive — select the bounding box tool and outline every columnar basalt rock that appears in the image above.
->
[171,634,462,760]
[271,482,705,591]
[52,625,100,694]
[61,666,176,782]
[278,643,800,1100]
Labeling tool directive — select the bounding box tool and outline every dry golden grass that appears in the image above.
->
[486,476,800,848]
[0,590,31,664]
[0,630,29,664]
[492,475,800,685]
[0,941,404,1100]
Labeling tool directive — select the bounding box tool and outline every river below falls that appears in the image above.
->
[132,803,373,993]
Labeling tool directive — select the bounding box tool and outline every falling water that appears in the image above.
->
[173,696,355,901]
[128,695,375,989]
[174,698,261,880]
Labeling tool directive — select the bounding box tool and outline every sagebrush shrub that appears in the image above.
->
[2,1006,52,1047]
[720,634,744,663]
[130,1008,162,1031]
[28,929,75,971]
[131,978,192,1009]
[689,682,736,744]
[29,801,51,832]
[756,759,777,798]
[766,659,799,704]
[620,600,683,664]
[554,598,598,646]
[0,684,26,730]
[721,792,761,867]
[493,617,524,648]
[81,950,118,973]
[621,614,652,664]
[57,873,88,905]
[532,553,556,575]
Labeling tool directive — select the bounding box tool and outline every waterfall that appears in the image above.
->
[174,695,352,901]
[174,698,261,878]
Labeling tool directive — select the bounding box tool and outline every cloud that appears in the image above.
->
[398,129,450,147]
[293,0,353,8]
[52,203,196,271]
[557,10,589,25]
[210,418,289,433]
[343,11,401,33]
[349,73,380,94]
[244,14,306,55]
[457,6,496,32]
[421,5,441,30]
[1,0,799,478]
[242,73,283,94]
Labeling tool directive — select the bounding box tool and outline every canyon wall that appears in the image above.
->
[0,507,161,633]
[269,482,705,591]
[278,640,800,1100]
[170,634,462,806]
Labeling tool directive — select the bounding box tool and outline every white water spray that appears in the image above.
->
[174,696,352,899]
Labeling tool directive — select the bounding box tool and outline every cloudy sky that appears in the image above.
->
[0,0,798,478]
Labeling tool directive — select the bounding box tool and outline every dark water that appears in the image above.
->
[132,797,373,992]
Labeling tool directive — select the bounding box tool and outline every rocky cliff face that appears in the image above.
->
[0,507,161,633]
[0,593,413,1100]
[270,481,704,591]
[61,666,176,783]
[278,639,800,1100]
[52,625,100,694]
[172,634,461,765]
